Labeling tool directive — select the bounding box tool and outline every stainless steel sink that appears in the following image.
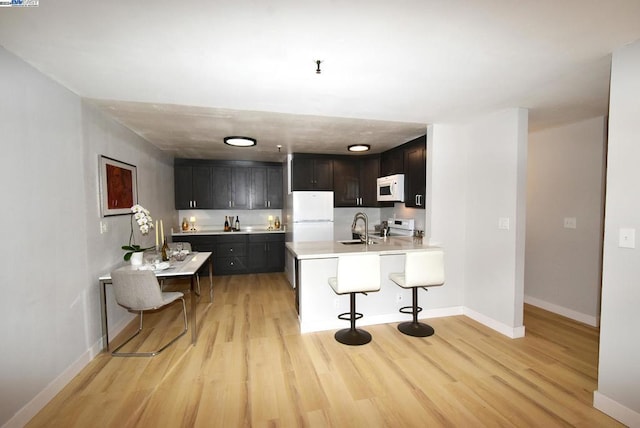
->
[338,240,377,245]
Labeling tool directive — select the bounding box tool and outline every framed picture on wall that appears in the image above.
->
[99,155,138,216]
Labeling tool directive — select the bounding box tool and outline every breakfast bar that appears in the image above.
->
[285,237,442,334]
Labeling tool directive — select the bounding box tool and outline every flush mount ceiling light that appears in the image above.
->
[348,144,370,152]
[224,136,256,147]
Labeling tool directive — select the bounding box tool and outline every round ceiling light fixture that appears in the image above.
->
[224,136,257,147]
[348,144,370,152]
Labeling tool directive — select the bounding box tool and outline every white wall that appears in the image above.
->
[594,40,640,426]
[427,109,528,336]
[0,47,174,427]
[526,117,607,326]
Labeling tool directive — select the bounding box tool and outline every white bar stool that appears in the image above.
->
[328,253,381,345]
[389,249,445,337]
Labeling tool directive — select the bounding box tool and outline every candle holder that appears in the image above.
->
[267,215,274,231]
[189,216,196,231]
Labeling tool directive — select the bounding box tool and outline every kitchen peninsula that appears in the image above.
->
[286,237,443,334]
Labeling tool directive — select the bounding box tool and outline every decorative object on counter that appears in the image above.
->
[122,204,154,264]
[380,221,389,238]
[161,238,170,261]
[234,216,240,231]
[189,216,196,231]
[224,216,231,232]
[274,216,281,230]
[267,215,274,230]
[413,230,424,244]
[181,217,189,231]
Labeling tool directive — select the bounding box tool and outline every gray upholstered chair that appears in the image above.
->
[110,269,188,357]
[389,249,445,337]
[328,253,381,345]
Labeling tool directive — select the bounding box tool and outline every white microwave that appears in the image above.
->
[377,174,405,202]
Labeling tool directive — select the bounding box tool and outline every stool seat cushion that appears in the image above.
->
[389,272,406,287]
[328,253,381,295]
[389,249,445,289]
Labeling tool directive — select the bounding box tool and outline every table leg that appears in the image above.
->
[191,275,197,345]
[209,256,214,302]
[100,281,109,351]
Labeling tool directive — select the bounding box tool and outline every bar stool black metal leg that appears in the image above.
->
[398,287,434,337]
[335,292,372,345]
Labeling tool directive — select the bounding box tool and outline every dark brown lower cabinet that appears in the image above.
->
[174,233,284,275]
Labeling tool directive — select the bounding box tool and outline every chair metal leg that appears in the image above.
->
[398,287,434,337]
[112,297,188,357]
[335,292,372,345]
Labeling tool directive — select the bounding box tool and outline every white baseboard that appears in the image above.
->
[2,345,96,428]
[300,306,521,338]
[594,390,640,427]
[463,307,526,338]
[524,295,599,327]
[2,313,135,428]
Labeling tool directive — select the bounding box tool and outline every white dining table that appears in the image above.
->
[98,251,213,351]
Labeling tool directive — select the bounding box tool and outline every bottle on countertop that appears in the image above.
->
[234,216,240,231]
[224,216,230,232]
[161,237,169,261]
[181,217,189,231]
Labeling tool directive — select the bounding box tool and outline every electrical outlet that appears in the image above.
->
[396,293,403,303]
[619,228,636,248]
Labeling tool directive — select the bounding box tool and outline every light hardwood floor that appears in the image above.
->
[27,273,622,427]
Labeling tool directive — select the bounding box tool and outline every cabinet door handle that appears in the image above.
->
[230,248,233,252]
[194,200,197,208]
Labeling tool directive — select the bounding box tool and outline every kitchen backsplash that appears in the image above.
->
[177,204,425,237]
[176,209,283,231]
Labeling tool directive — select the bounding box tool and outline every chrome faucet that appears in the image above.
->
[352,212,370,245]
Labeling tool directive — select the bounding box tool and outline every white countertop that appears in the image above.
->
[286,236,439,260]
[172,226,285,236]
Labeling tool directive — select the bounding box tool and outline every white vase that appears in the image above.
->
[130,251,144,266]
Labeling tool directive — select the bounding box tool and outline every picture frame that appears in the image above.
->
[99,155,138,216]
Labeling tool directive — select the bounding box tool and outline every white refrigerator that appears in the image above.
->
[285,191,334,288]
[291,191,334,241]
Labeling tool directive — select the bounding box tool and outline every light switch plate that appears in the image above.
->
[498,217,510,230]
[619,228,636,248]
[564,217,577,229]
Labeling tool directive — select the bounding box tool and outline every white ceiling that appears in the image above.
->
[1,1,639,162]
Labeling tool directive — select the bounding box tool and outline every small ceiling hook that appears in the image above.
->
[315,60,322,74]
